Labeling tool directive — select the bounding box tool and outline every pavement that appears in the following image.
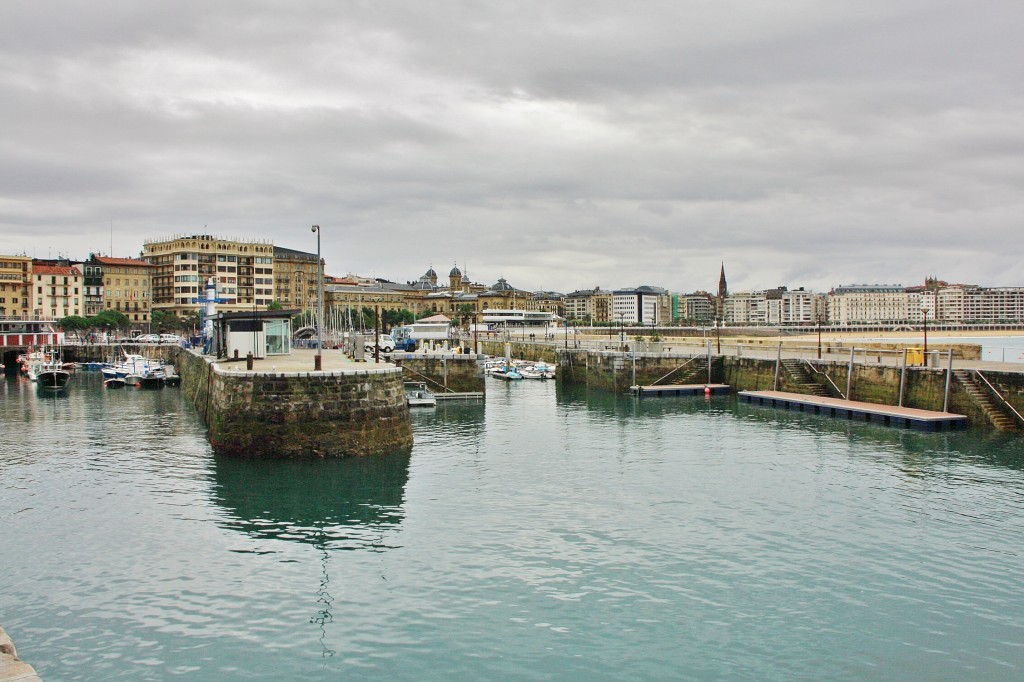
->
[209,347,395,374]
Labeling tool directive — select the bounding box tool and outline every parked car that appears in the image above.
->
[160,333,182,344]
[364,333,395,353]
[137,334,160,343]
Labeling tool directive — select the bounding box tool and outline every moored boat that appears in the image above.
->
[404,381,437,407]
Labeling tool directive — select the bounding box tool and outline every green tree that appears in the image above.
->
[89,309,130,332]
[383,308,414,327]
[59,315,89,338]
[151,309,174,334]
[267,300,283,311]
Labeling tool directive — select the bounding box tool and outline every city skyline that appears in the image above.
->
[3,2,1023,293]
[5,239,1015,298]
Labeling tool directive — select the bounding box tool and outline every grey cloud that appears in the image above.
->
[1,1,1022,294]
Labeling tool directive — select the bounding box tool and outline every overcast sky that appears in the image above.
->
[3,1,1022,294]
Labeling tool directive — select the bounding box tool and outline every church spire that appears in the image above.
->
[716,263,728,320]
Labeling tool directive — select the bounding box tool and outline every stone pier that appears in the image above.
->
[176,348,413,458]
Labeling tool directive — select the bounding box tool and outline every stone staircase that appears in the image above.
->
[953,370,1019,430]
[649,356,710,386]
[781,359,832,397]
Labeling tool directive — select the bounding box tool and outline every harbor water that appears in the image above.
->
[2,372,1024,680]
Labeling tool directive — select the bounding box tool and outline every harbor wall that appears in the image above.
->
[176,349,412,458]
[390,353,486,395]
[552,349,1015,427]
[54,343,181,364]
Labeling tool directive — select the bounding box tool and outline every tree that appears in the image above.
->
[89,309,130,332]
[59,315,89,337]
[383,308,414,327]
[267,300,283,311]
[151,309,174,334]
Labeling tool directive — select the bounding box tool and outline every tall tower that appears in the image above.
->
[716,263,728,320]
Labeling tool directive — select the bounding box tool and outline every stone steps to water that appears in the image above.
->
[781,359,831,397]
[953,370,1019,430]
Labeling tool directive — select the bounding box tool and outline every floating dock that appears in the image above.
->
[631,383,731,397]
[739,390,968,431]
[434,391,484,401]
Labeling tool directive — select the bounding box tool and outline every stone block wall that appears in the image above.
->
[177,349,412,458]
[391,353,485,394]
[553,349,1000,427]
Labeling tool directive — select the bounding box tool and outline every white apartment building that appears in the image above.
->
[32,265,83,319]
[724,288,825,325]
[612,287,662,325]
[936,285,1024,322]
[827,285,919,325]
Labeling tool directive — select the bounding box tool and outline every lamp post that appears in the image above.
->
[312,225,323,371]
[817,315,822,360]
[374,302,380,363]
[617,313,625,352]
[715,317,721,354]
[922,306,928,365]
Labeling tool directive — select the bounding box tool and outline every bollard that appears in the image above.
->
[246,352,253,370]
[233,349,239,360]
[314,354,322,371]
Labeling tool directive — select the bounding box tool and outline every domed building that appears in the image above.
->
[448,264,462,291]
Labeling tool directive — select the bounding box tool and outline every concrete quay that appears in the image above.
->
[0,627,40,682]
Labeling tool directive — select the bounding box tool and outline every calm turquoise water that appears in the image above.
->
[3,372,1024,680]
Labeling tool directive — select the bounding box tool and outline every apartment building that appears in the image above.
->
[32,264,83,318]
[273,246,321,311]
[612,286,664,326]
[143,235,275,317]
[81,255,153,325]
[0,255,31,319]
[827,285,917,325]
[675,292,714,323]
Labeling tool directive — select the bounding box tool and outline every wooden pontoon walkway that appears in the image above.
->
[738,390,967,431]
[631,383,731,397]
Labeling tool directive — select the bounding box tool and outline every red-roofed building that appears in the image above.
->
[32,263,83,318]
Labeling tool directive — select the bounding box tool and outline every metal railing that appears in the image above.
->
[802,359,846,399]
[648,355,703,386]
[975,371,1024,426]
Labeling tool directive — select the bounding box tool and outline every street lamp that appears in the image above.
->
[817,315,822,360]
[922,306,928,364]
[617,312,625,351]
[312,225,323,371]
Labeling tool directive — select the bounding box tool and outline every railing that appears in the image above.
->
[975,371,1024,426]
[803,359,846,399]
[648,356,702,386]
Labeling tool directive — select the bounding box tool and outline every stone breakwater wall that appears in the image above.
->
[390,353,486,395]
[176,349,412,458]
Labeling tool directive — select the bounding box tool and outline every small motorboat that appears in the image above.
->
[104,377,126,389]
[404,381,437,407]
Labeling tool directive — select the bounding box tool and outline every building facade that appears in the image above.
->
[83,255,153,325]
[0,255,31,319]
[143,235,276,317]
[273,246,321,311]
[32,264,83,319]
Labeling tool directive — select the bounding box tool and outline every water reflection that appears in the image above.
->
[735,397,1024,472]
[210,452,412,550]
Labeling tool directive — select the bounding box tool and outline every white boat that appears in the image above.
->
[404,381,437,407]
